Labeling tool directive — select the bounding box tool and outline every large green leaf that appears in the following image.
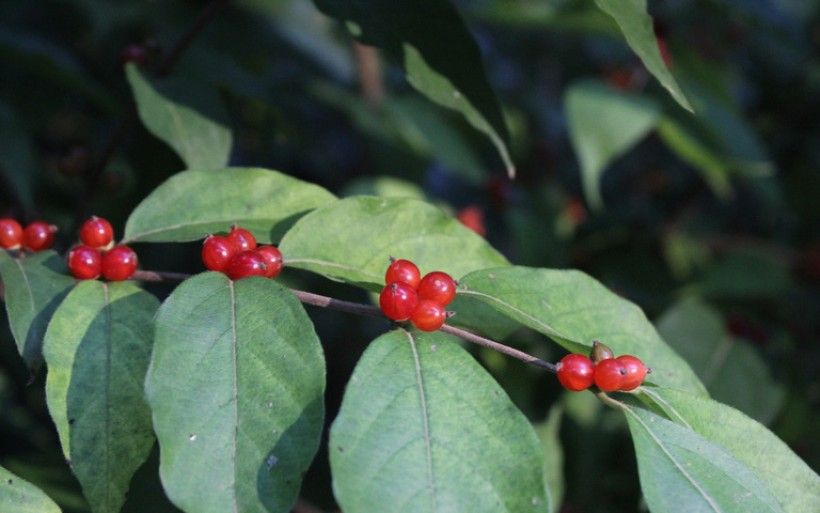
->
[458,266,705,394]
[594,0,692,111]
[126,63,232,169]
[565,80,661,210]
[639,388,820,513]
[145,273,325,513]
[280,196,507,290]
[43,281,158,513]
[624,403,783,513]
[123,167,336,244]
[312,0,515,176]
[656,298,784,424]
[0,465,62,513]
[330,329,550,513]
[0,250,75,368]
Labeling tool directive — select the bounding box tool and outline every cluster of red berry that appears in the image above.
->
[67,217,138,281]
[201,226,283,281]
[0,218,57,252]
[379,259,457,332]
[556,341,648,392]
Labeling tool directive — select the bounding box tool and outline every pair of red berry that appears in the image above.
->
[557,341,648,392]
[67,216,138,281]
[379,259,457,332]
[0,218,57,252]
[202,226,283,281]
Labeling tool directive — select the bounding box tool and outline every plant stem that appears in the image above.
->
[131,270,557,373]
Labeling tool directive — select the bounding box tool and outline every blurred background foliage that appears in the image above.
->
[0,1,818,512]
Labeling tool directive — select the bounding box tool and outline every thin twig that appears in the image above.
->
[155,0,231,77]
[129,270,557,372]
[352,42,384,106]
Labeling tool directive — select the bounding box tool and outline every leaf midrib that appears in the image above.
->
[228,280,239,513]
[403,329,437,513]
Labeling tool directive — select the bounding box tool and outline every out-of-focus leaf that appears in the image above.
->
[459,266,705,393]
[43,281,157,513]
[469,1,619,35]
[693,249,791,300]
[535,406,564,513]
[341,176,425,199]
[565,80,660,210]
[639,388,820,513]
[312,0,514,176]
[146,273,325,513]
[123,168,335,244]
[656,297,784,424]
[126,64,233,169]
[0,465,62,513]
[330,329,550,513]
[0,102,35,212]
[0,251,75,369]
[624,402,783,513]
[594,0,692,111]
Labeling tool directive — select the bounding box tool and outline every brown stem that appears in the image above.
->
[129,270,557,372]
[352,42,384,106]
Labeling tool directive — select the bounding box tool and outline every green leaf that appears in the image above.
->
[0,465,62,513]
[656,298,784,424]
[341,176,426,200]
[0,251,75,368]
[565,80,661,210]
[123,167,336,244]
[594,0,692,111]
[624,403,783,513]
[458,266,705,394]
[330,329,550,513]
[280,196,507,290]
[313,0,515,176]
[534,406,564,513]
[694,249,791,300]
[145,273,325,513]
[43,281,158,513]
[125,63,233,169]
[639,388,820,513]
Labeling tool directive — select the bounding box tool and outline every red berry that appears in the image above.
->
[227,226,257,252]
[67,246,102,280]
[79,216,114,249]
[410,300,447,332]
[256,245,283,278]
[617,355,648,391]
[456,205,486,237]
[202,235,235,272]
[556,354,595,391]
[101,245,138,281]
[379,282,418,322]
[23,221,57,251]
[417,271,457,306]
[385,259,421,288]
[225,251,267,280]
[594,358,625,392]
[0,218,23,249]
[120,44,147,65]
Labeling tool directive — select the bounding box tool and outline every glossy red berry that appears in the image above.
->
[202,235,235,272]
[617,355,648,391]
[417,271,457,306]
[68,246,102,280]
[457,205,486,237]
[225,251,267,280]
[79,216,114,249]
[256,245,283,278]
[379,282,418,322]
[410,300,447,332]
[101,245,138,281]
[385,259,421,288]
[556,354,595,391]
[23,221,57,251]
[594,358,625,392]
[227,226,257,252]
[0,218,23,249]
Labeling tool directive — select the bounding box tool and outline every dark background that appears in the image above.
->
[0,1,818,512]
